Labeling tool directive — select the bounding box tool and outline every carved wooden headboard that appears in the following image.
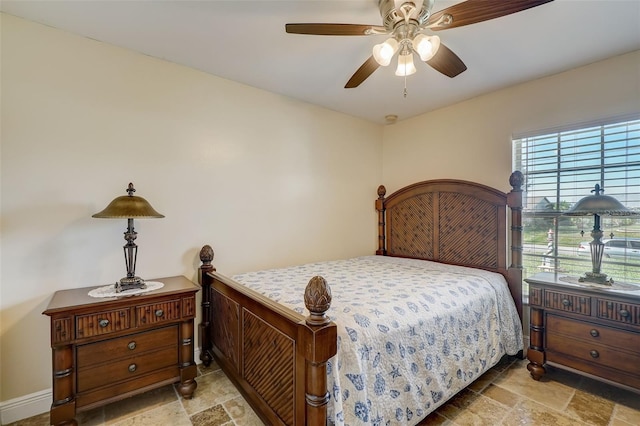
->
[375,172,524,317]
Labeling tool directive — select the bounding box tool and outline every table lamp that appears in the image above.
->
[92,183,164,292]
[564,184,637,285]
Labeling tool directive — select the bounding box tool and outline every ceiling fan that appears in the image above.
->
[286,0,554,88]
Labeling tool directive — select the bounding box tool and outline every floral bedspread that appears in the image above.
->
[233,255,523,426]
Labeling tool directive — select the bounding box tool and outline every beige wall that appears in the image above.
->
[382,50,640,194]
[0,14,382,404]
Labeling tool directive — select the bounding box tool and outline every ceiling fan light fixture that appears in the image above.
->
[395,50,416,76]
[372,38,399,66]
[412,34,440,61]
[285,0,555,88]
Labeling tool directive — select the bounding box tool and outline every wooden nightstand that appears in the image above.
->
[525,272,640,392]
[43,276,199,426]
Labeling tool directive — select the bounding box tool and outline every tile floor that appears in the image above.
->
[8,356,640,426]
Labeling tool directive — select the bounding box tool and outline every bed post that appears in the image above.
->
[301,276,337,426]
[376,185,387,255]
[198,245,215,367]
[507,171,524,321]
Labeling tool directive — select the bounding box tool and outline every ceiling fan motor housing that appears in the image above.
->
[379,0,435,31]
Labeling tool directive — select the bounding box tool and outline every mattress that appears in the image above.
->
[234,255,523,425]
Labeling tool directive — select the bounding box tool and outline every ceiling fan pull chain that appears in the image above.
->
[403,75,408,98]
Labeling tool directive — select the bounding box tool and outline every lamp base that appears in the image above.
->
[115,276,147,292]
[578,271,613,286]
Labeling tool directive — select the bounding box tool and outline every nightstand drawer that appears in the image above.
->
[546,348,640,390]
[546,333,640,375]
[76,309,131,338]
[546,314,640,352]
[137,299,181,326]
[77,346,178,392]
[77,325,178,367]
[597,298,640,326]
[76,366,178,409]
[544,290,590,315]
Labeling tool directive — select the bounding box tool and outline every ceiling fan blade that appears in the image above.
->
[426,44,467,78]
[345,56,380,88]
[427,0,554,31]
[286,23,387,36]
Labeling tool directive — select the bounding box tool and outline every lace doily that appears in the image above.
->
[558,275,640,291]
[88,281,164,298]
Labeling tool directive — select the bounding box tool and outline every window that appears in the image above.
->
[513,117,640,284]
[608,240,627,249]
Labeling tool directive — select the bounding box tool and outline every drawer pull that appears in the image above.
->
[98,319,110,328]
[128,341,136,350]
[128,364,137,373]
[155,309,164,317]
[590,350,599,359]
[589,329,599,338]
[619,309,630,318]
[562,299,571,307]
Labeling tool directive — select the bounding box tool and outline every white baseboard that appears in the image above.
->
[0,348,203,424]
[0,388,51,425]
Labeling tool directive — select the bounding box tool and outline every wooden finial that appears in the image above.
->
[199,245,214,265]
[304,276,332,326]
[377,185,386,199]
[509,171,524,191]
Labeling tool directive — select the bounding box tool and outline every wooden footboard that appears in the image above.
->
[198,245,336,426]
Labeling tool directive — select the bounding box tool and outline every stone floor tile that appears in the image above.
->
[110,400,191,426]
[103,384,178,424]
[190,404,232,426]
[491,361,575,411]
[445,393,509,426]
[564,389,615,426]
[223,396,264,426]
[578,377,640,410]
[503,399,586,426]
[480,383,521,408]
[180,369,241,416]
[614,403,640,425]
[435,388,481,419]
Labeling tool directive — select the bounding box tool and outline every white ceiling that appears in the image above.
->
[2,1,639,124]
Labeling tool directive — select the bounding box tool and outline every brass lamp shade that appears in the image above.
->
[564,186,635,217]
[564,184,637,285]
[93,183,164,292]
[92,183,164,219]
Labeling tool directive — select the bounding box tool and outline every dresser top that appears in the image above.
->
[43,275,199,315]
[526,272,640,299]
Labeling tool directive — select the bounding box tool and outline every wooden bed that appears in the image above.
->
[198,171,524,425]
